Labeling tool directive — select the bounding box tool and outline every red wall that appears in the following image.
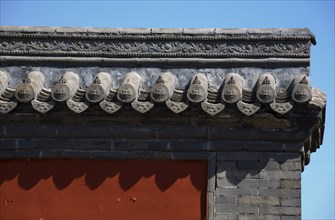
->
[0,159,208,220]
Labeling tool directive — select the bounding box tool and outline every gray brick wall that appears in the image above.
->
[216,152,301,220]
[0,109,305,220]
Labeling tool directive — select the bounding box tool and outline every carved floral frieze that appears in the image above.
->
[0,38,310,58]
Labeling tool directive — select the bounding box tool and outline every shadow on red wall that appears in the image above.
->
[0,159,208,220]
[0,159,206,191]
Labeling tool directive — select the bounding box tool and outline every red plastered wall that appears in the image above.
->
[0,159,208,220]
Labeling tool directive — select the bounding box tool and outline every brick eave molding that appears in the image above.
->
[0,26,326,169]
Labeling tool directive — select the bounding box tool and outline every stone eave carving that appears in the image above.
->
[0,69,323,115]
[0,27,315,62]
[0,27,326,167]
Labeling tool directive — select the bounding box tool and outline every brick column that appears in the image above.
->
[216,152,301,219]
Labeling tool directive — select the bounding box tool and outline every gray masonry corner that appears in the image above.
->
[0,26,326,220]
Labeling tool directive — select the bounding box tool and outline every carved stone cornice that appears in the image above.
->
[0,27,315,60]
[0,27,326,168]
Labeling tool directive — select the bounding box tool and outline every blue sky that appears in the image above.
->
[1,1,334,219]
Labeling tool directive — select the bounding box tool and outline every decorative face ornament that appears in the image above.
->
[86,73,112,103]
[257,86,275,103]
[151,84,169,102]
[150,73,175,103]
[222,76,242,104]
[52,83,70,102]
[187,74,208,103]
[117,72,141,103]
[86,84,104,102]
[188,84,206,102]
[51,72,79,102]
[256,75,276,103]
[15,72,45,103]
[15,83,34,102]
[292,76,311,103]
[118,84,136,103]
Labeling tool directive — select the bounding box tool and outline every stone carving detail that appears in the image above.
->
[292,76,312,103]
[99,100,123,114]
[15,82,34,102]
[187,74,208,103]
[14,71,45,102]
[31,99,55,113]
[0,35,311,58]
[270,101,293,114]
[150,73,175,102]
[0,70,9,95]
[0,87,17,114]
[201,101,225,116]
[86,72,112,103]
[31,88,55,113]
[117,72,141,103]
[256,74,277,103]
[99,89,123,114]
[237,101,261,116]
[131,100,155,113]
[67,99,89,113]
[309,88,326,109]
[222,74,242,103]
[0,68,321,115]
[0,72,17,113]
[51,72,80,102]
[166,99,189,114]
[0,99,17,114]
[66,88,89,113]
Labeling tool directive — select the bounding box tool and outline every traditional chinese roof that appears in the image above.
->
[0,68,325,116]
[0,27,322,114]
[0,27,326,166]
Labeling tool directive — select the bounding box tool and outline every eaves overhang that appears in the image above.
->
[0,26,326,168]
